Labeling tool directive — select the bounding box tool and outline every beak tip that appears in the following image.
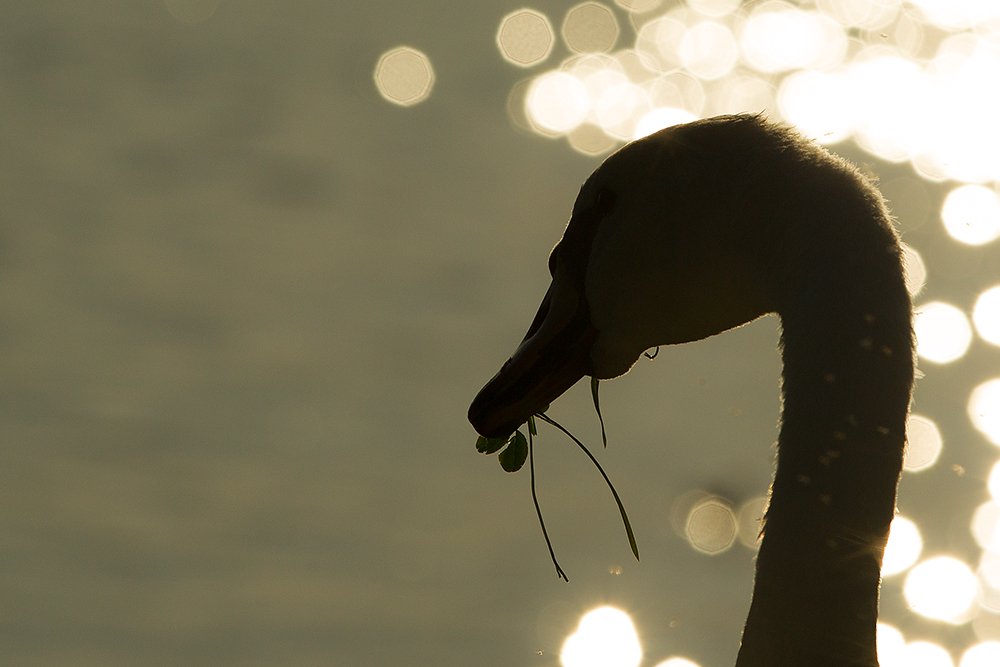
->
[468,391,519,440]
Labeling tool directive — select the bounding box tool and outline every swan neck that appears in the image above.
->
[737,243,914,666]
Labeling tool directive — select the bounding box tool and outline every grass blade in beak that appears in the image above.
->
[529,423,568,582]
[591,377,607,448]
[535,412,639,563]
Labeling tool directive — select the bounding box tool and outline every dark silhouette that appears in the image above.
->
[469,114,914,667]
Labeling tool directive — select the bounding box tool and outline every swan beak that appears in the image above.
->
[468,278,598,439]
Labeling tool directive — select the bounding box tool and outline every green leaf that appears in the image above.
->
[477,434,511,455]
[591,377,607,448]
[528,414,537,436]
[498,430,528,472]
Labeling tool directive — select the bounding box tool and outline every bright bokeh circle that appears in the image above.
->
[526,71,590,133]
[882,515,923,576]
[561,607,642,667]
[961,642,1000,667]
[901,243,927,296]
[904,414,943,472]
[942,185,1000,245]
[876,623,906,666]
[974,285,1000,345]
[653,659,701,667]
[816,0,901,30]
[897,641,954,667]
[971,500,1000,551]
[740,7,847,73]
[979,550,1000,605]
[914,302,973,364]
[903,556,977,622]
[778,70,854,144]
[968,379,1000,447]
[990,460,1000,502]
[634,107,698,139]
[680,21,739,80]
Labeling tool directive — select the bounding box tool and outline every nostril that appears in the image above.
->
[523,296,551,341]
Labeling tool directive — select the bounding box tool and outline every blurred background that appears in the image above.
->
[3,0,1000,666]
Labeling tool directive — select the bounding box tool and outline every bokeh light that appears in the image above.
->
[685,496,737,554]
[911,0,1000,31]
[740,6,847,73]
[877,623,907,667]
[679,21,738,80]
[497,0,1000,178]
[974,286,1000,345]
[971,500,1000,551]
[563,2,620,54]
[902,244,927,297]
[646,72,705,116]
[979,550,1000,610]
[635,16,688,73]
[374,47,435,106]
[497,9,555,67]
[715,73,774,116]
[968,379,1000,447]
[687,0,740,19]
[849,56,928,164]
[596,82,651,140]
[904,557,978,622]
[777,70,854,144]
[896,641,955,667]
[653,658,701,667]
[569,123,619,154]
[990,460,1000,502]
[634,107,698,139]
[561,607,642,667]
[904,414,943,472]
[614,0,661,13]
[816,0,900,30]
[736,496,767,548]
[914,302,973,364]
[961,642,1000,667]
[526,71,590,133]
[882,515,923,575]
[942,185,1000,245]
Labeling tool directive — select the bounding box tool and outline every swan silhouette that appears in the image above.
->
[468,114,914,667]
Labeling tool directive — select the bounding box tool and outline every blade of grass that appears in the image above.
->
[529,424,569,581]
[534,412,639,562]
[590,377,607,448]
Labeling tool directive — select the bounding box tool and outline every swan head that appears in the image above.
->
[469,116,780,439]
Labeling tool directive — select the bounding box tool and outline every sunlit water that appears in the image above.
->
[378,1,1000,664]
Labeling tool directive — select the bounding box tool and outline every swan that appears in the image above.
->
[468,114,914,667]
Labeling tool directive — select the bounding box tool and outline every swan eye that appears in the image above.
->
[594,188,617,215]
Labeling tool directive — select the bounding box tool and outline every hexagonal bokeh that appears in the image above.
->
[374,47,435,106]
[613,0,661,12]
[497,9,554,67]
[563,2,619,54]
